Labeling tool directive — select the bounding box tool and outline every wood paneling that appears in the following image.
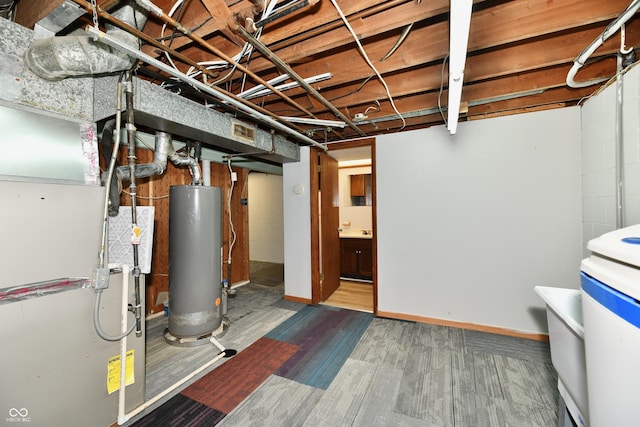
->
[107,145,249,315]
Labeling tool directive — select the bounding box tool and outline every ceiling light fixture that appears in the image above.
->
[281,117,346,128]
[237,74,290,99]
[447,0,473,135]
[242,73,333,100]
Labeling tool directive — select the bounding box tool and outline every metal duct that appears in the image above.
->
[115,131,201,185]
[116,131,171,182]
[24,1,148,80]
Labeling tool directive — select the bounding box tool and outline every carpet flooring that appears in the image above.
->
[128,284,558,427]
[131,304,373,426]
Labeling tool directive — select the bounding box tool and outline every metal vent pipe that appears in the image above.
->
[24,1,148,80]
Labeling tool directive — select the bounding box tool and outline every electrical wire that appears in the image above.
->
[160,0,188,71]
[328,75,374,102]
[329,0,406,130]
[226,159,237,267]
[162,0,280,88]
[437,54,449,126]
[155,17,213,41]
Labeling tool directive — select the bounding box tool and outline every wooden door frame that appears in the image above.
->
[310,138,378,314]
[310,147,321,304]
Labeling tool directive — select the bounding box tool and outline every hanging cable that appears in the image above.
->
[329,0,406,129]
[93,72,138,342]
[225,158,237,293]
[438,54,449,126]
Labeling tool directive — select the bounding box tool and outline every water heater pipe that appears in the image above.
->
[202,160,211,186]
[615,54,625,228]
[124,71,144,338]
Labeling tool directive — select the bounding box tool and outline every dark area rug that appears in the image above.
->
[131,304,372,426]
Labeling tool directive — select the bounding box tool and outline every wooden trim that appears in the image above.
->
[326,138,376,151]
[283,294,312,305]
[376,310,550,342]
[338,163,372,170]
[370,139,378,317]
[309,147,321,304]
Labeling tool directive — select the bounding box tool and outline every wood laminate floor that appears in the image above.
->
[323,280,374,313]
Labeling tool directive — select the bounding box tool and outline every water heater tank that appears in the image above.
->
[166,185,223,345]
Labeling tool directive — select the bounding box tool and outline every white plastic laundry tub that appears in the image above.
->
[535,286,588,427]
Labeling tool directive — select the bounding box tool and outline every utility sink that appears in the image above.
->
[535,286,588,427]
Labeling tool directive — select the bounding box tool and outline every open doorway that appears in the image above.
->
[247,172,285,288]
[311,139,377,314]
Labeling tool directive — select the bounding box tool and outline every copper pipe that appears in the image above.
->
[236,25,367,137]
[69,0,313,136]
[268,0,409,52]
[70,0,220,82]
[140,0,321,120]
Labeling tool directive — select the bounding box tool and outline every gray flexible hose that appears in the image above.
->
[93,290,136,342]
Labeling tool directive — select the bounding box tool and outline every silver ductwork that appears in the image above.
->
[115,131,202,185]
[116,131,171,182]
[24,1,148,80]
[168,150,202,185]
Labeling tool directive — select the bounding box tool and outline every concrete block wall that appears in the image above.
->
[581,64,640,254]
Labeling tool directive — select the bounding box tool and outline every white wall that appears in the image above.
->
[283,147,312,299]
[248,172,284,263]
[283,108,584,333]
[375,108,583,333]
[582,64,640,253]
[339,165,372,231]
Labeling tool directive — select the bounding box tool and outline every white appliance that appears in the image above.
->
[581,224,640,427]
[535,286,587,427]
[0,181,145,427]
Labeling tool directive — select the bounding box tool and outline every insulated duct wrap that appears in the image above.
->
[24,1,148,80]
[168,185,223,338]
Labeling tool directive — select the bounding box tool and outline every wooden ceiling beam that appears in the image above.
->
[149,0,394,59]
[250,21,635,117]
[239,0,634,77]
[261,0,449,60]
[332,86,594,140]
[468,0,635,51]
[199,0,246,46]
[465,86,594,117]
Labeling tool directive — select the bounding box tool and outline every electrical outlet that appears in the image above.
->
[231,171,237,182]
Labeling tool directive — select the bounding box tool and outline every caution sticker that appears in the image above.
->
[107,349,135,394]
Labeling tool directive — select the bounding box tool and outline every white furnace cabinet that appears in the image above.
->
[0,181,145,427]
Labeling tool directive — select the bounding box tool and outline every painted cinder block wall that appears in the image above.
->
[581,64,640,255]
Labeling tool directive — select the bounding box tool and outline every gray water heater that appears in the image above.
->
[166,185,223,346]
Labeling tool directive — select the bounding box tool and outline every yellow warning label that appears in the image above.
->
[107,349,135,394]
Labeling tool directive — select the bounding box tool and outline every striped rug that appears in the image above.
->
[132,305,373,426]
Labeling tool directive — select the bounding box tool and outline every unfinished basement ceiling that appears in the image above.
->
[11,0,640,144]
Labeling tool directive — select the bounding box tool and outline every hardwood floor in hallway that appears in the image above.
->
[323,280,373,313]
